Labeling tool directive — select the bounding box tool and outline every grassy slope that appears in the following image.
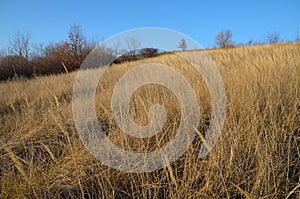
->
[0,43,299,198]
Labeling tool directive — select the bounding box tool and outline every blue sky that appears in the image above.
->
[0,0,299,50]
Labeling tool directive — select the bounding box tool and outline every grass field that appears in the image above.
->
[0,43,299,198]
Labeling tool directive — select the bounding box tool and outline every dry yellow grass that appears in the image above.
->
[0,43,299,198]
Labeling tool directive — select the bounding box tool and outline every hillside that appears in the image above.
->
[0,43,299,198]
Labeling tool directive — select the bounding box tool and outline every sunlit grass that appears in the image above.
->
[0,43,299,198]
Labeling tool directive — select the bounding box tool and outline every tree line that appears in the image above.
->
[0,24,161,81]
[213,29,300,48]
[0,24,97,80]
[0,25,299,81]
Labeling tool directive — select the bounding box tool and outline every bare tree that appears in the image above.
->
[112,40,122,57]
[31,43,45,59]
[7,31,31,73]
[9,31,31,60]
[0,48,8,61]
[178,38,187,51]
[126,37,141,55]
[266,32,280,44]
[296,28,300,42]
[68,24,86,58]
[215,30,234,48]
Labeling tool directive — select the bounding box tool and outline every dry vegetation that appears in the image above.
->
[0,43,299,198]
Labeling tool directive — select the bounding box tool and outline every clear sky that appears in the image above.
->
[0,0,299,50]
